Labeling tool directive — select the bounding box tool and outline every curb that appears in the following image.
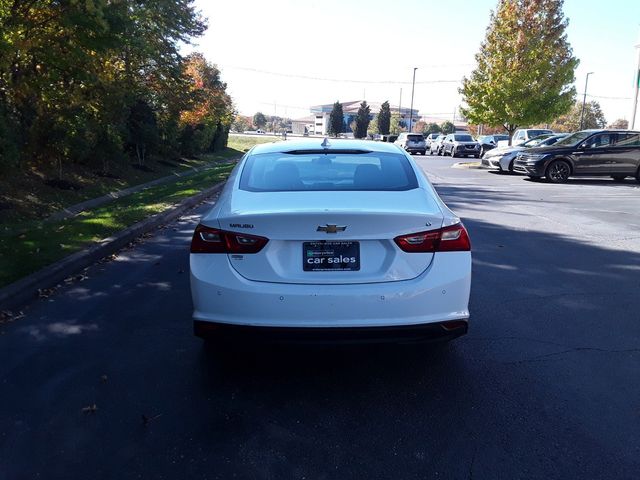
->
[46,157,236,223]
[0,180,226,312]
[452,161,483,169]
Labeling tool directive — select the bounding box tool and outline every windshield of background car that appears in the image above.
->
[454,135,474,141]
[407,134,424,141]
[523,134,553,147]
[239,152,419,192]
[553,131,594,147]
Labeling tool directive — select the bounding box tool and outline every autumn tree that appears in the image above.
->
[328,101,344,137]
[460,0,578,145]
[550,100,607,132]
[353,101,371,139]
[377,101,391,135]
[179,53,233,155]
[608,118,629,129]
[233,115,251,132]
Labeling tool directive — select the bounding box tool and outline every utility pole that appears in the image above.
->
[631,37,640,129]
[409,68,417,133]
[579,72,594,130]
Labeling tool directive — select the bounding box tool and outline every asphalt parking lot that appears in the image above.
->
[1,154,639,479]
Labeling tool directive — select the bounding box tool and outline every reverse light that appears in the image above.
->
[394,223,471,253]
[190,224,268,254]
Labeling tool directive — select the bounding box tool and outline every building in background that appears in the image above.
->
[292,100,419,135]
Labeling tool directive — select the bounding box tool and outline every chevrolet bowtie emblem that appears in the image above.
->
[317,224,346,234]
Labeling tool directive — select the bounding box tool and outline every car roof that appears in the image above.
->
[250,138,403,155]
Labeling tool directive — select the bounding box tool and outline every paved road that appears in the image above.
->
[1,156,639,479]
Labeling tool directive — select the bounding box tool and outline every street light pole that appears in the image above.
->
[579,72,594,130]
[631,40,640,129]
[409,67,417,133]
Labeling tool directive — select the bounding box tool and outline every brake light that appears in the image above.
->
[394,223,471,252]
[190,224,268,254]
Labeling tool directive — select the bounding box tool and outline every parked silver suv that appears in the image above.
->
[442,134,481,158]
[394,133,427,155]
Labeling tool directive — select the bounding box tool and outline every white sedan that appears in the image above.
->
[190,139,471,344]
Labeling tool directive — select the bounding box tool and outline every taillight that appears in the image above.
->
[190,224,268,254]
[394,223,471,252]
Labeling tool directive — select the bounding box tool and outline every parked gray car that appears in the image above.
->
[442,134,481,158]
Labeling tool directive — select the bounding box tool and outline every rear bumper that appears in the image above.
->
[194,319,468,344]
[191,251,471,329]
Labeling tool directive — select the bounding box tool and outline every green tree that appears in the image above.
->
[128,100,159,166]
[390,114,406,135]
[0,0,207,170]
[423,122,441,135]
[440,121,455,134]
[354,101,371,139]
[367,116,379,137]
[550,100,607,132]
[460,0,578,145]
[378,101,391,135]
[253,112,267,129]
[328,101,344,137]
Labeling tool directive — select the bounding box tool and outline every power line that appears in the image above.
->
[221,65,461,85]
[580,93,632,101]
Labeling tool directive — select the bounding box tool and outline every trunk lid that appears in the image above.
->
[214,189,443,284]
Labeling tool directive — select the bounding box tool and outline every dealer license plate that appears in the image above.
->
[303,241,360,272]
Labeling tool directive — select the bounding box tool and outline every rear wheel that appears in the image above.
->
[611,175,626,182]
[636,167,640,183]
[546,160,571,183]
[451,149,457,158]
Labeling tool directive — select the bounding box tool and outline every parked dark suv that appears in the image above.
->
[513,129,640,183]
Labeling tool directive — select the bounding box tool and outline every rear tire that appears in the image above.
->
[451,149,457,158]
[545,160,571,183]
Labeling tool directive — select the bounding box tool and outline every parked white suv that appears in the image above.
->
[497,128,553,147]
[394,133,427,155]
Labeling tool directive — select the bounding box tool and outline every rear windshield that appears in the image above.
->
[527,129,552,137]
[454,135,473,141]
[407,134,424,141]
[240,152,419,192]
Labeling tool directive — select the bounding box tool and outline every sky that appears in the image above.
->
[189,0,640,124]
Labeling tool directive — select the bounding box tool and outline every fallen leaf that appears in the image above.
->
[141,413,162,426]
[82,404,98,414]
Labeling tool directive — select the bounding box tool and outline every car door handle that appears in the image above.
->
[572,151,583,155]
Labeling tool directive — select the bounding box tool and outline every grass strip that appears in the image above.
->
[0,163,235,288]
